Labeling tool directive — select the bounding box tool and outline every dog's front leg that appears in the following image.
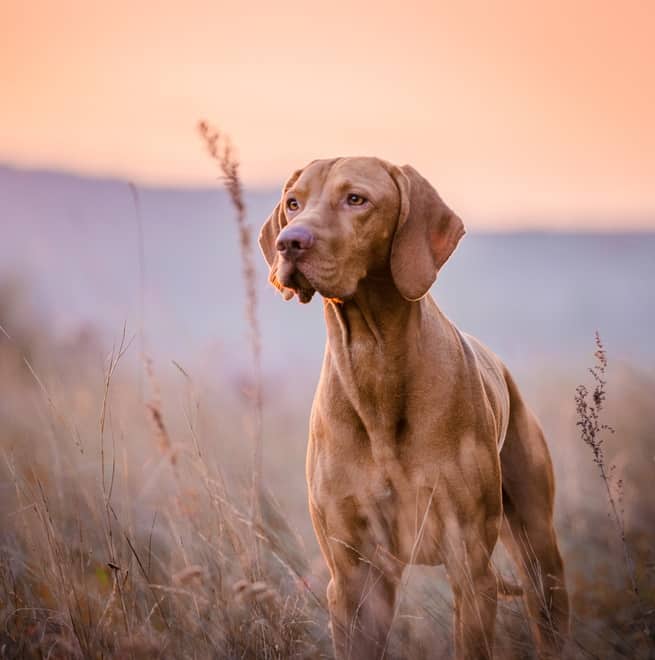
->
[445,529,500,660]
[327,564,396,660]
[450,567,498,660]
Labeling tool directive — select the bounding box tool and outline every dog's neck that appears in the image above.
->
[324,268,423,345]
[320,272,433,468]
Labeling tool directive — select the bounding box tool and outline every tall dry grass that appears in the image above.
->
[0,304,330,658]
[2,277,654,659]
[197,120,264,534]
[2,263,654,660]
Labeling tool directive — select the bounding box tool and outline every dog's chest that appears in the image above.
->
[338,334,408,420]
[308,449,448,566]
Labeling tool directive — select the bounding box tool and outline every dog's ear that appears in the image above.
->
[389,164,465,301]
[258,168,304,299]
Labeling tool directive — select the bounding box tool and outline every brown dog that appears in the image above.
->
[259,158,569,659]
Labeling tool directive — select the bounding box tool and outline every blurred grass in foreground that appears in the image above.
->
[0,278,654,659]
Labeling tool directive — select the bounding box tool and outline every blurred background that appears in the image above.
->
[1,1,654,658]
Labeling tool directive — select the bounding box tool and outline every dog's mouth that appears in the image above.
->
[277,260,316,304]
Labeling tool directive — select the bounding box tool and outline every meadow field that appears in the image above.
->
[1,165,654,658]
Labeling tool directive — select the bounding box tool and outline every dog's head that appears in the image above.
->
[259,157,464,303]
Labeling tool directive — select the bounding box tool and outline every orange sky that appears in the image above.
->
[1,1,654,228]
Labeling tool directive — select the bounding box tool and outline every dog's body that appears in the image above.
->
[259,158,569,659]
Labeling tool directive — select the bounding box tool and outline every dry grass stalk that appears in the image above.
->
[144,355,175,464]
[128,181,147,401]
[575,332,649,639]
[100,324,133,499]
[197,120,264,535]
[126,182,176,467]
[575,333,634,590]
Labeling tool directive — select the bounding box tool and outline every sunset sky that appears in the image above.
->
[2,1,654,228]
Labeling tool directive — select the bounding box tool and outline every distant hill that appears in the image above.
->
[2,164,654,381]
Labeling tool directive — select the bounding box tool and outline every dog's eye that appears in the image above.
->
[286,198,300,212]
[346,193,367,206]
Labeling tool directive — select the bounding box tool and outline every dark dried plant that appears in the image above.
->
[575,332,647,633]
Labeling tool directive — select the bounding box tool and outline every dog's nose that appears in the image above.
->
[276,225,315,257]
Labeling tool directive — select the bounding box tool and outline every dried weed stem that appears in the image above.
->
[197,120,264,540]
[575,333,642,609]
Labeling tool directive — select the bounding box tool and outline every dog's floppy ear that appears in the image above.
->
[258,168,304,299]
[389,164,465,301]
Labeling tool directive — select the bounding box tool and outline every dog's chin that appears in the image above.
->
[277,262,316,304]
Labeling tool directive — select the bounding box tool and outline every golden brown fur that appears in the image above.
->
[259,157,569,659]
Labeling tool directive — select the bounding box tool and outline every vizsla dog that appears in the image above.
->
[259,158,569,659]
